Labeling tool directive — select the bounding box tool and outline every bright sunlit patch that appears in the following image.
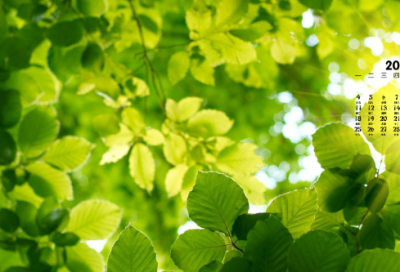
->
[277,91,293,103]
[302,10,314,29]
[87,240,107,252]
[364,37,384,56]
[392,32,400,44]
[306,34,319,47]
[249,204,267,213]
[177,221,201,235]
[256,171,277,189]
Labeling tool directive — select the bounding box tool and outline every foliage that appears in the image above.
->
[1,0,400,270]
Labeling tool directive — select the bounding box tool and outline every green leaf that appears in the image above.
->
[345,249,400,272]
[0,129,17,165]
[205,33,257,65]
[190,55,215,86]
[315,169,355,213]
[287,230,350,272]
[67,200,121,240]
[199,261,223,272]
[270,36,296,64]
[312,123,371,169]
[244,217,293,272]
[26,162,72,200]
[15,201,39,237]
[4,267,31,272]
[165,164,189,197]
[93,114,120,137]
[168,51,190,85]
[171,229,226,272]
[311,210,344,231]
[76,0,107,17]
[0,37,32,70]
[365,178,389,214]
[46,20,84,47]
[187,110,233,138]
[359,214,395,250]
[232,213,270,240]
[216,143,263,175]
[124,77,149,98]
[107,225,158,272]
[382,205,400,236]
[18,106,59,158]
[215,0,249,28]
[81,42,104,73]
[100,144,130,165]
[0,90,21,128]
[166,97,203,122]
[163,132,187,165]
[385,139,400,175]
[129,143,155,191]
[187,172,249,235]
[121,108,145,135]
[266,189,318,238]
[220,257,252,272]
[43,136,93,171]
[0,209,19,233]
[186,0,212,37]
[143,129,164,146]
[66,242,104,272]
[10,183,43,208]
[1,169,16,192]
[298,0,332,11]
[36,197,68,235]
[51,232,80,246]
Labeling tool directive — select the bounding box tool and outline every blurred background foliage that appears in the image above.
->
[0,0,397,269]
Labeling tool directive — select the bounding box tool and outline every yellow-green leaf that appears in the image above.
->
[143,128,164,146]
[165,164,189,197]
[187,109,233,138]
[100,144,130,165]
[67,199,121,240]
[129,143,155,191]
[168,51,190,85]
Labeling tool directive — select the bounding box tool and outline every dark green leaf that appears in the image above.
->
[365,178,388,214]
[15,201,39,237]
[51,232,79,246]
[220,257,252,272]
[0,209,19,233]
[298,0,332,11]
[244,217,293,272]
[345,249,400,272]
[359,214,394,250]
[232,213,270,240]
[0,130,17,165]
[199,261,223,272]
[0,90,21,128]
[46,20,83,47]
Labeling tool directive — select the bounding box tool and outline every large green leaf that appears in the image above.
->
[315,169,355,212]
[287,230,350,272]
[244,217,293,272]
[46,20,83,47]
[66,200,121,240]
[15,201,39,237]
[266,189,317,238]
[107,225,157,272]
[43,136,93,171]
[234,174,266,205]
[187,172,249,235]
[26,162,72,200]
[199,261,223,272]
[187,110,233,138]
[220,257,252,272]
[382,205,400,236]
[76,0,107,17]
[18,106,59,158]
[385,139,400,175]
[312,123,371,169]
[0,90,21,128]
[232,213,270,240]
[171,229,226,272]
[216,143,263,175]
[311,211,344,231]
[358,214,395,250]
[129,143,155,191]
[0,208,19,233]
[345,249,400,272]
[66,242,104,272]
[214,0,249,28]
